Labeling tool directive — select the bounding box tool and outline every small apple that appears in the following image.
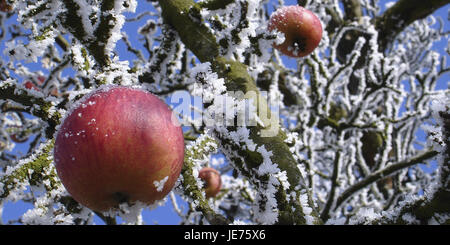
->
[268,5,322,58]
[23,78,59,96]
[54,86,185,212]
[198,167,222,198]
[23,81,40,91]
[33,75,60,97]
[36,75,46,85]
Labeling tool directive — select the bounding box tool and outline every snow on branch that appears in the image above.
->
[375,0,449,51]
[0,79,61,138]
[180,133,230,225]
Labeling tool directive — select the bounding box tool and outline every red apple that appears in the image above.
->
[23,81,40,91]
[54,86,185,212]
[36,75,46,85]
[268,5,322,58]
[33,75,60,97]
[198,167,222,198]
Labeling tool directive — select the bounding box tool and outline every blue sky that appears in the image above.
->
[1,0,448,224]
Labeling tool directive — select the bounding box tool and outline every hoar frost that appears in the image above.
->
[154,176,169,192]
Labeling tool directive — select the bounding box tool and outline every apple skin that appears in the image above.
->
[34,75,60,97]
[23,81,40,91]
[198,167,222,198]
[36,75,46,85]
[268,6,322,58]
[23,77,59,97]
[54,86,185,212]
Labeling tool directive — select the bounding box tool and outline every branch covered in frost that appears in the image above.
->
[351,96,449,225]
[341,0,363,22]
[158,0,322,224]
[0,140,56,199]
[159,0,219,62]
[333,149,439,215]
[181,135,230,225]
[60,0,136,69]
[0,80,61,138]
[375,0,449,51]
[0,138,92,224]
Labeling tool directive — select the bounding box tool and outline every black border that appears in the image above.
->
[0,225,447,243]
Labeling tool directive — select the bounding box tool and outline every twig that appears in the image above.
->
[333,149,439,212]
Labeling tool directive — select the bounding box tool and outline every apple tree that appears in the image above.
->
[0,0,449,225]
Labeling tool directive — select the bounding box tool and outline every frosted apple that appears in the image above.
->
[268,6,322,57]
[199,167,222,198]
[54,86,185,212]
[23,76,59,97]
[36,75,46,85]
[23,81,40,91]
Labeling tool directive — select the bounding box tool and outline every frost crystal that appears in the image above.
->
[154,176,169,192]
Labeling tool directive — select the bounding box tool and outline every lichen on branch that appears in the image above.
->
[0,140,56,199]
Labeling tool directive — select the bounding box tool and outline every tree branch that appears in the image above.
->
[55,35,70,52]
[182,135,230,225]
[320,150,342,221]
[375,0,449,51]
[355,105,449,224]
[341,0,363,22]
[297,0,307,7]
[334,149,439,212]
[0,140,56,199]
[157,0,322,224]
[60,0,121,68]
[0,81,61,138]
[197,0,235,10]
[94,211,117,225]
